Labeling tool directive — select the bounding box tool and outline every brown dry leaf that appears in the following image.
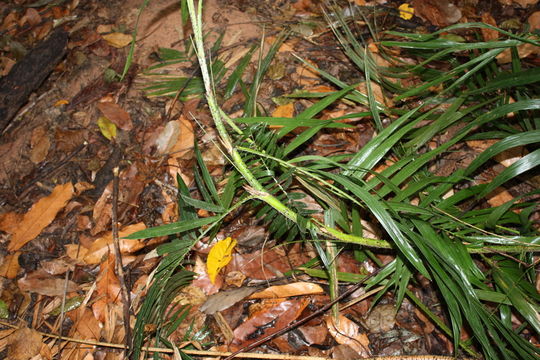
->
[272,103,294,119]
[23,8,41,26]
[0,251,21,279]
[201,287,258,314]
[528,11,540,31]
[296,60,321,85]
[155,120,181,154]
[305,85,335,93]
[7,327,42,360]
[481,13,499,41]
[299,323,328,346]
[326,314,371,357]
[364,304,396,333]
[41,258,75,275]
[249,282,324,299]
[64,244,88,262]
[356,81,392,107]
[0,212,23,236]
[7,182,74,252]
[497,43,540,63]
[83,222,146,264]
[67,307,101,343]
[18,269,78,296]
[167,115,195,182]
[191,255,222,296]
[102,32,132,48]
[412,0,462,27]
[467,139,526,167]
[30,126,51,164]
[97,102,133,130]
[92,255,121,323]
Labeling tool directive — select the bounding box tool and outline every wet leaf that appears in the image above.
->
[207,237,237,284]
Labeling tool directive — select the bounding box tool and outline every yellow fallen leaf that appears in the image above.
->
[398,3,414,20]
[207,237,237,284]
[97,116,117,140]
[272,103,294,119]
[102,32,132,48]
[7,183,74,251]
[54,99,69,106]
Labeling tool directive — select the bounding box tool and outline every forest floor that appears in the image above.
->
[0,0,539,360]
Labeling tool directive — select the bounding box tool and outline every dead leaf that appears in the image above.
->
[102,32,132,48]
[92,255,121,323]
[326,314,371,357]
[30,126,50,163]
[0,212,24,234]
[528,11,540,31]
[18,269,78,296]
[201,287,259,314]
[497,43,540,63]
[23,8,41,27]
[192,256,222,295]
[97,102,132,130]
[7,183,74,252]
[67,307,101,341]
[412,0,462,27]
[7,327,42,360]
[513,0,539,7]
[232,298,309,349]
[97,116,117,140]
[364,304,396,333]
[83,222,146,264]
[272,103,294,119]
[167,115,195,183]
[249,282,324,299]
[0,252,20,279]
[207,237,237,284]
[356,81,393,107]
[398,3,414,20]
[481,13,499,41]
[155,120,181,154]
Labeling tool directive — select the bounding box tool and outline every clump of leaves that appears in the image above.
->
[130,1,540,359]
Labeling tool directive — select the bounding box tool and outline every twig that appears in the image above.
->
[112,166,132,355]
[0,320,466,360]
[222,267,382,360]
[56,270,70,360]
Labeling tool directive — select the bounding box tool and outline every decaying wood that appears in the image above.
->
[0,28,68,133]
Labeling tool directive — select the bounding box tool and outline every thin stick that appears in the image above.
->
[112,166,132,355]
[56,270,70,360]
[0,320,464,360]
